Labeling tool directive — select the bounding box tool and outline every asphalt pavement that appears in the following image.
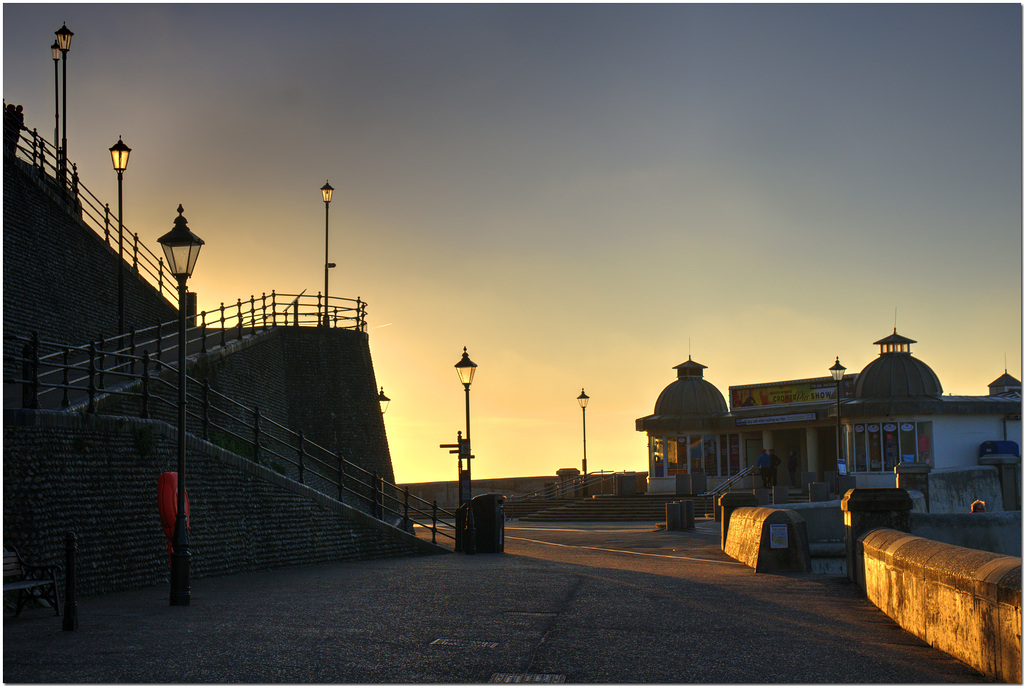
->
[3,519,989,683]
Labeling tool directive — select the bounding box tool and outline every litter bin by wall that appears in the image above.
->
[666,502,682,530]
[470,493,506,553]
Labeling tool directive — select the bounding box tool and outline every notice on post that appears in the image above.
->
[769,523,788,549]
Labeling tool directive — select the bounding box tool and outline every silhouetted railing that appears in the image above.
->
[8,124,179,304]
[5,292,366,413]
[7,330,455,546]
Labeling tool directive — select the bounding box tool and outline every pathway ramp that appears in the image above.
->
[3,520,985,683]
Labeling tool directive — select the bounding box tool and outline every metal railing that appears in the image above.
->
[506,470,622,502]
[7,124,180,304]
[7,291,366,413]
[700,466,757,498]
[7,330,457,546]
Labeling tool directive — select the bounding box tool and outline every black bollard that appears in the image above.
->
[62,531,78,631]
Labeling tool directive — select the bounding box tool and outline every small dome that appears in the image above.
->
[854,329,942,399]
[653,357,728,416]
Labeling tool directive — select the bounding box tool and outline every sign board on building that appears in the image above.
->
[735,412,817,426]
[730,376,855,409]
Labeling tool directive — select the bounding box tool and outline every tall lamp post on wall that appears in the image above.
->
[54,23,73,181]
[320,181,335,327]
[455,348,477,505]
[577,389,589,477]
[51,41,60,150]
[377,387,390,414]
[158,205,204,607]
[830,357,847,477]
[109,137,131,335]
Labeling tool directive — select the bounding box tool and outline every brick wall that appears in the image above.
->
[3,410,440,598]
[3,157,177,380]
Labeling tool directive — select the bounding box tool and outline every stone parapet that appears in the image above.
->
[860,528,1021,683]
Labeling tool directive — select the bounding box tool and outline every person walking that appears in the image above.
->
[756,449,771,488]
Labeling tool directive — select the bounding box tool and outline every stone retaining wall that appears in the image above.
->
[860,528,1021,682]
[4,409,440,598]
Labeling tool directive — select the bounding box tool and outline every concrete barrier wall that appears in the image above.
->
[724,507,811,573]
[927,466,1004,513]
[910,512,1022,557]
[766,500,843,542]
[860,528,1021,683]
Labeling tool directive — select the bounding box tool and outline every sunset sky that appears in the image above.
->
[4,3,1021,484]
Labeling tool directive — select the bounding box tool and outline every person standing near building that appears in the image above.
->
[787,449,799,487]
[756,449,771,488]
[769,448,781,487]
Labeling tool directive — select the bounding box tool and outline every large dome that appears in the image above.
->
[854,330,942,399]
[653,358,728,416]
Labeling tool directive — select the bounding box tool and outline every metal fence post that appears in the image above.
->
[220,302,226,348]
[374,470,382,519]
[297,431,306,484]
[87,342,97,413]
[202,380,210,441]
[21,337,39,410]
[96,337,106,391]
[129,328,137,376]
[403,487,410,531]
[61,347,70,408]
[337,455,345,502]
[104,203,111,244]
[432,501,438,544]
[253,405,261,462]
[140,350,151,419]
[200,311,207,354]
[236,299,243,340]
[155,321,162,361]
[271,291,277,327]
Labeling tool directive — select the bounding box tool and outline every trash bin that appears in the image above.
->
[665,502,682,530]
[470,493,506,553]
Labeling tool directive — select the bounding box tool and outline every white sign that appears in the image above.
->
[769,523,788,549]
[736,412,817,427]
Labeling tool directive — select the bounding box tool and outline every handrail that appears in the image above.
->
[700,465,757,498]
[5,330,456,546]
[6,291,366,413]
[7,124,179,304]
[506,470,620,501]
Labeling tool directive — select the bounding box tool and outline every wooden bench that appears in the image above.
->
[4,547,61,616]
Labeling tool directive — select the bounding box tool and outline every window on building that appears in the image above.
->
[849,421,933,472]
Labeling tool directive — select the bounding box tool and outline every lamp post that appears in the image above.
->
[51,41,60,151]
[377,387,390,414]
[54,23,73,181]
[577,389,589,476]
[320,181,334,326]
[830,357,847,476]
[454,347,477,505]
[109,137,131,335]
[158,205,204,607]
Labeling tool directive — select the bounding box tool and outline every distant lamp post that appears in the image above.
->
[377,387,390,414]
[51,41,60,150]
[109,137,131,335]
[830,357,847,476]
[454,347,478,505]
[577,388,589,476]
[54,23,73,180]
[158,205,204,607]
[320,181,334,327]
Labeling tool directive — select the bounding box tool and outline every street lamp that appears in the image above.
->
[577,388,589,476]
[320,181,334,327]
[454,347,477,505]
[51,41,60,150]
[109,137,131,335]
[158,205,204,607]
[377,387,390,414]
[830,357,847,477]
[54,23,73,181]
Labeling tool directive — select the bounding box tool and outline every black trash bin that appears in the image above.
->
[470,493,505,553]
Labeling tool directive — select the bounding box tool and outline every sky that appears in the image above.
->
[3,3,1021,484]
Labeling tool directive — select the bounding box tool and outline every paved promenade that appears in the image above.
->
[4,520,987,683]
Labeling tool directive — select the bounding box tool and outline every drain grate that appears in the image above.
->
[489,673,565,683]
[430,638,499,649]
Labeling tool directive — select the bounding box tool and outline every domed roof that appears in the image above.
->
[854,330,942,400]
[653,357,728,416]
